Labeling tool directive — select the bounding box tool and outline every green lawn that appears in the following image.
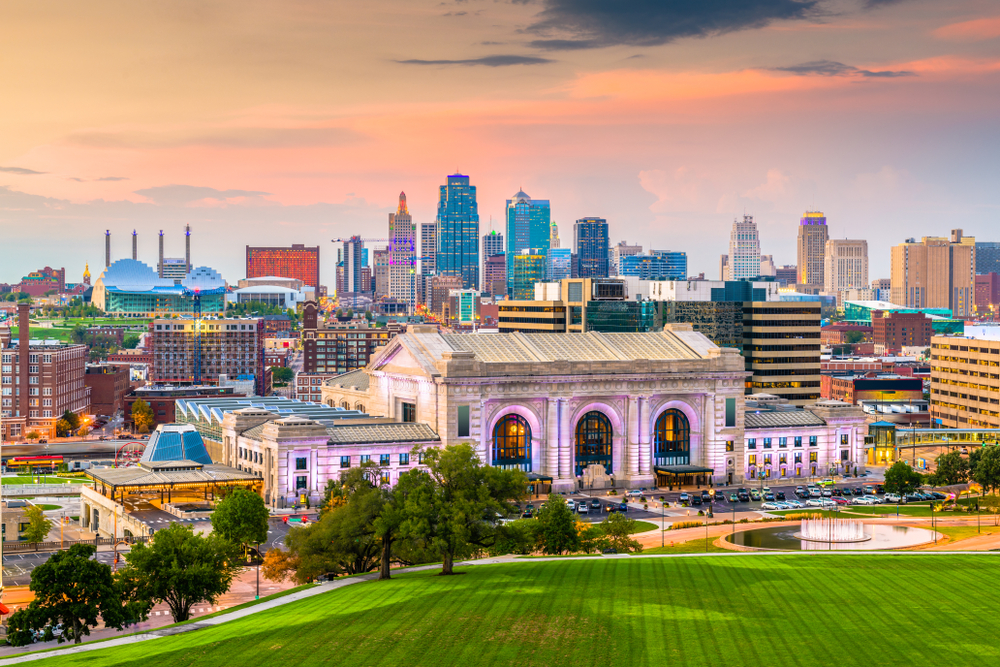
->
[1,476,80,485]
[644,538,728,554]
[35,555,1000,666]
[34,504,61,511]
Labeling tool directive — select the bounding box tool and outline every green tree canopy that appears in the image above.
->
[5,544,134,646]
[931,451,969,487]
[401,444,526,575]
[122,523,243,622]
[600,513,643,554]
[973,445,1000,495]
[131,398,154,433]
[883,460,923,497]
[271,366,294,383]
[55,419,72,438]
[22,505,53,543]
[211,488,270,551]
[534,495,579,555]
[61,409,81,431]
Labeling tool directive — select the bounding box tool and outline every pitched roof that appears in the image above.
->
[744,410,827,429]
[325,422,439,444]
[87,463,259,489]
[326,369,369,390]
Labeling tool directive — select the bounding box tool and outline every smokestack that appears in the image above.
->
[105,230,111,268]
[132,229,137,260]
[18,302,29,419]
[185,224,191,274]
[159,230,164,279]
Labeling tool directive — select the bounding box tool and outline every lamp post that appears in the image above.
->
[255,541,261,600]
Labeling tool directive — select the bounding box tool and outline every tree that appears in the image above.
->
[973,446,1000,495]
[401,444,526,575]
[577,520,606,554]
[25,430,41,441]
[271,367,294,384]
[372,471,412,580]
[600,513,643,554]
[211,488,270,554]
[5,544,133,646]
[122,523,242,622]
[61,410,80,432]
[261,548,298,583]
[883,460,923,498]
[131,398,154,433]
[534,495,579,555]
[844,331,866,345]
[55,419,72,438]
[122,333,140,349]
[22,505,53,543]
[931,451,969,486]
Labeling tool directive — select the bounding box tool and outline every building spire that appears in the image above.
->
[397,191,408,216]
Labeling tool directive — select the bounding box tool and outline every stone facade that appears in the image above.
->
[323,325,748,491]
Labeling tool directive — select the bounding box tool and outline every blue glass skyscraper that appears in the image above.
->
[505,190,551,296]
[574,217,609,278]
[436,173,480,289]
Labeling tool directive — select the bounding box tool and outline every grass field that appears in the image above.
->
[35,555,1000,667]
[1,476,79,485]
[643,538,728,554]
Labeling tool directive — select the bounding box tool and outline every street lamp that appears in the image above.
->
[255,541,261,600]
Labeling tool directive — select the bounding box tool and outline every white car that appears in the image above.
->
[783,500,804,509]
[577,503,589,514]
[850,497,871,506]
[820,498,836,507]
[806,499,824,507]
[566,499,576,511]
[884,493,901,503]
[626,489,644,499]
[761,502,780,510]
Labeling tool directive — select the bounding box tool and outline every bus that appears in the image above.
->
[5,455,64,474]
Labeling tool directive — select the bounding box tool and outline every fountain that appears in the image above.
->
[796,518,870,543]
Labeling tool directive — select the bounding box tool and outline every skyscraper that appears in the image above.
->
[824,239,868,294]
[341,236,365,294]
[505,190,550,295]
[436,173,479,289]
[546,247,572,282]
[728,215,761,280]
[388,192,417,310]
[420,222,437,276]
[797,211,829,290]
[611,241,643,276]
[574,217,609,279]
[891,229,976,316]
[511,249,547,299]
[482,229,504,292]
[976,241,1000,275]
[550,221,561,248]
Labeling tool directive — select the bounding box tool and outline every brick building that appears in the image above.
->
[84,364,130,417]
[262,315,294,336]
[124,385,242,431]
[148,317,266,395]
[872,310,932,355]
[245,245,320,291]
[976,273,1000,315]
[0,304,90,440]
[820,324,872,346]
[821,374,923,404]
[15,266,65,297]
[300,302,401,376]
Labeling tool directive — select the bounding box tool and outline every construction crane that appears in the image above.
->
[181,285,227,384]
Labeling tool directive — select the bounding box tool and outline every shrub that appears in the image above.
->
[784,512,823,521]
[669,520,704,531]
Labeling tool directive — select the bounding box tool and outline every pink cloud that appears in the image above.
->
[934,16,1000,42]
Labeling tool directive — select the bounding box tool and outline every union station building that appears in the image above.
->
[322,325,749,492]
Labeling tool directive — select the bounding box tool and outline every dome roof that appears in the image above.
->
[98,259,173,292]
[182,266,226,291]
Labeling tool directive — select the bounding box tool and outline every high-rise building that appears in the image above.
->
[505,190,550,296]
[728,215,761,281]
[511,249,548,300]
[546,247,572,282]
[796,212,829,290]
[720,254,731,281]
[430,275,463,315]
[618,251,687,280]
[482,229,504,292]
[436,173,479,289]
[611,241,643,276]
[976,273,1000,314]
[246,244,321,290]
[0,304,90,441]
[759,255,776,277]
[388,192,417,310]
[373,248,390,298]
[340,236,366,295]
[824,239,869,294]
[743,300,822,406]
[574,217,609,279]
[891,229,976,317]
[976,242,1000,275]
[149,318,267,395]
[931,330,1000,429]
[420,222,437,276]
[301,302,399,376]
[775,265,796,287]
[550,221,561,248]
[483,253,507,297]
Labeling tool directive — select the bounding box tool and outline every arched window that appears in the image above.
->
[492,414,531,471]
[653,409,690,467]
[355,403,365,412]
[340,401,349,409]
[575,411,613,476]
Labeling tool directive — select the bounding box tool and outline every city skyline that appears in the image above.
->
[1,1,998,282]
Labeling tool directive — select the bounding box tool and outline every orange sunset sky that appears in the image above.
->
[1,0,999,283]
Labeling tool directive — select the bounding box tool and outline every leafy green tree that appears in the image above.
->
[55,419,72,438]
[973,445,1000,495]
[534,495,579,555]
[25,430,41,441]
[271,367,294,383]
[131,398,154,433]
[883,460,923,497]
[600,513,643,554]
[401,444,526,575]
[122,523,243,622]
[122,333,140,349]
[931,451,969,487]
[22,505,53,543]
[211,488,269,553]
[5,544,133,645]
[61,410,80,431]
[372,470,418,580]
[577,520,607,554]
[487,519,537,557]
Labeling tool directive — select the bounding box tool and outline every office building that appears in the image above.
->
[618,251,687,280]
[547,247,572,282]
[436,173,480,289]
[15,266,66,297]
[246,244,320,292]
[321,325,747,490]
[388,192,417,310]
[611,241,643,276]
[890,229,976,317]
[976,242,1000,275]
[976,273,1000,314]
[148,318,266,395]
[505,190,550,295]
[743,301,822,406]
[647,279,780,303]
[430,275,463,315]
[482,229,505,293]
[92,260,226,317]
[448,289,480,325]
[930,329,1000,428]
[720,254,731,281]
[797,211,829,290]
[300,302,398,376]
[574,218,609,278]
[871,278,892,301]
[728,215,761,281]
[0,304,90,441]
[483,254,507,297]
[550,221,561,248]
[510,249,548,300]
[824,239,868,294]
[820,373,923,407]
[759,255,776,277]
[872,311,933,355]
[372,248,390,298]
[84,364,130,417]
[775,265,797,287]
[420,222,437,277]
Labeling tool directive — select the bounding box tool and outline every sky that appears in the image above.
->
[1,0,999,286]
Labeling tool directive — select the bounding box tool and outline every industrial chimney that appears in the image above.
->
[185,224,191,274]
[105,230,111,268]
[132,229,138,260]
[158,230,165,278]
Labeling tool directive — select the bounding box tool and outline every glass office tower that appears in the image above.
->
[436,173,480,290]
[505,190,551,295]
[574,217,610,278]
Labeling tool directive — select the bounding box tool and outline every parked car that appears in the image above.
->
[851,487,864,496]
[850,497,870,506]
[796,488,810,499]
[728,493,739,503]
[784,499,804,509]
[776,491,787,500]
[750,489,762,501]
[931,492,947,500]
[566,499,576,511]
[626,489,644,499]
[831,497,848,505]
[821,488,833,497]
[863,485,875,495]
[821,498,836,507]
[806,499,824,507]
[884,493,902,503]
[701,491,711,502]
[764,492,775,501]
[616,502,629,512]
[809,489,822,498]
[679,492,690,504]
[590,499,602,510]
[863,495,882,504]
[905,493,923,503]
[737,489,750,502]
[761,502,780,510]
[691,495,702,506]
[577,503,589,514]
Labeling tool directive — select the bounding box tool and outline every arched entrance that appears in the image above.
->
[492,414,532,472]
[575,411,613,476]
[653,409,690,466]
